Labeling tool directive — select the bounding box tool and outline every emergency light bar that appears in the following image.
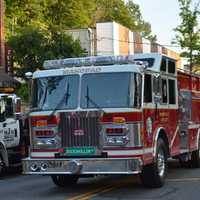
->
[43,55,149,69]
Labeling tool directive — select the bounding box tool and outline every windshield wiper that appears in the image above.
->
[49,82,71,116]
[127,84,130,107]
[85,85,104,112]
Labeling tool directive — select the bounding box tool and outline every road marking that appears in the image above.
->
[68,176,200,200]
[68,186,113,200]
[79,186,118,200]
[167,177,200,182]
[68,177,134,200]
[68,185,117,200]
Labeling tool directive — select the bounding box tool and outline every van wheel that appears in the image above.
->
[51,175,79,187]
[0,154,4,175]
[140,138,168,188]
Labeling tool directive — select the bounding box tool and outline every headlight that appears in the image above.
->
[33,137,60,149]
[106,136,129,146]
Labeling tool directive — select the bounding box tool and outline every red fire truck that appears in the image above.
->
[22,53,200,188]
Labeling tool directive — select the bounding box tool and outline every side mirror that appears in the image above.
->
[15,113,21,120]
[25,72,33,79]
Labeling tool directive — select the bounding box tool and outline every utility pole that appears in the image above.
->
[0,0,5,73]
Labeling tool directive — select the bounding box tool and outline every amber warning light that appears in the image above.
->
[112,117,126,124]
[31,116,59,127]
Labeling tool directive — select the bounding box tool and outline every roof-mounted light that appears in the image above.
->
[43,55,149,69]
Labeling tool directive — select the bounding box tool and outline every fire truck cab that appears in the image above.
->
[22,53,200,188]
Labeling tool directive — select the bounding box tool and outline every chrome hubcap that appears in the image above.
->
[157,149,165,177]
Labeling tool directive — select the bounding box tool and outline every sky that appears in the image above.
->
[133,0,199,52]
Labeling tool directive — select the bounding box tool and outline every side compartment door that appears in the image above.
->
[179,90,192,150]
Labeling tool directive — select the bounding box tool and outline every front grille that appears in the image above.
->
[59,111,101,147]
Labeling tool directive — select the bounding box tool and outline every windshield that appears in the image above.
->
[81,72,141,109]
[32,75,79,110]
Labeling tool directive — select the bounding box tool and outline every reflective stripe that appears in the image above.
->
[170,126,179,148]
[188,124,200,129]
[31,152,56,158]
[104,148,153,156]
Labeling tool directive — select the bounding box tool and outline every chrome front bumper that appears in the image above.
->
[22,157,143,175]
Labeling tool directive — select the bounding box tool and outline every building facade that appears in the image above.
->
[66,21,182,68]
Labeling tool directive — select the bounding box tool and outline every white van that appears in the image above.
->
[0,93,22,173]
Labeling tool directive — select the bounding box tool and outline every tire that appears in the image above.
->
[0,154,5,175]
[190,137,200,168]
[179,137,200,168]
[179,159,191,168]
[140,138,168,188]
[51,175,79,187]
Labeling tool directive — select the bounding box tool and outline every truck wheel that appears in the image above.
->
[179,137,200,168]
[140,138,168,188]
[51,175,79,187]
[190,137,200,168]
[179,159,190,168]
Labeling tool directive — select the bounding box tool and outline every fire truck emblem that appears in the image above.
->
[73,129,84,136]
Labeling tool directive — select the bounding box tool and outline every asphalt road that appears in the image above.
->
[1,161,200,200]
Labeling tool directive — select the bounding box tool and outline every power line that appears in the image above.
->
[67,30,183,49]
[96,36,182,48]
[76,36,182,49]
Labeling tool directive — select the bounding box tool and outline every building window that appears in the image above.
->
[144,74,152,103]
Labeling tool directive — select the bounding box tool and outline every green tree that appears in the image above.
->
[5,0,155,41]
[5,0,45,38]
[174,0,200,71]
[95,0,132,27]
[8,26,84,78]
[15,82,29,102]
[126,0,156,41]
[42,0,96,32]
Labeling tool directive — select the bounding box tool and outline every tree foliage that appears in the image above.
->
[5,0,156,79]
[5,0,44,38]
[8,26,84,78]
[5,0,155,39]
[174,0,200,71]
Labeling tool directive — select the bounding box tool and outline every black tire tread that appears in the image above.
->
[51,175,78,187]
[140,138,168,188]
